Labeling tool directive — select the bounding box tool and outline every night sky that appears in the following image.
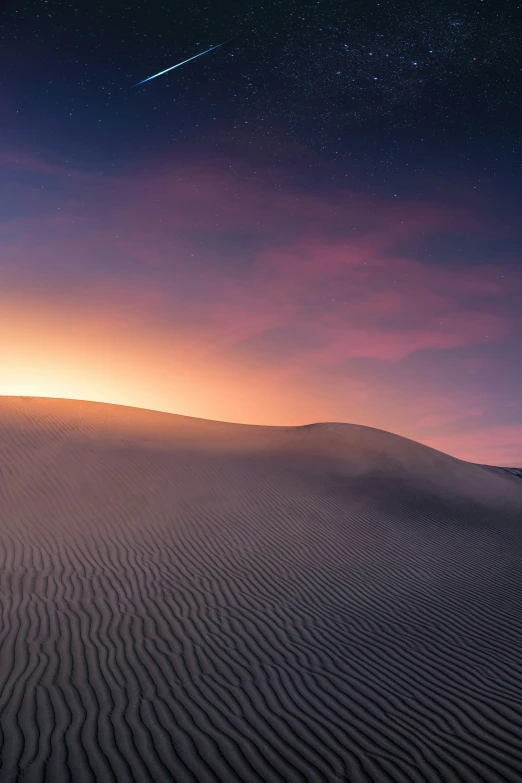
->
[1,0,521,464]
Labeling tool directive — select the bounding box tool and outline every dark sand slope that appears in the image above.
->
[1,398,522,783]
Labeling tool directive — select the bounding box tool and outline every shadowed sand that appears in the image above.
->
[1,396,522,783]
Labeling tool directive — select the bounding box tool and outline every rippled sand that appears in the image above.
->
[1,396,522,783]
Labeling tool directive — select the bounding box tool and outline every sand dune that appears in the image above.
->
[1,397,522,783]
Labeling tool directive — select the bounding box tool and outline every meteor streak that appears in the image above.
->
[132,41,231,87]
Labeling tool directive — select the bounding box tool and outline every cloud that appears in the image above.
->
[2,147,522,461]
[423,424,522,466]
[387,231,522,268]
[2,152,521,357]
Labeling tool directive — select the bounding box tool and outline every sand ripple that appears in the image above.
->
[1,397,522,782]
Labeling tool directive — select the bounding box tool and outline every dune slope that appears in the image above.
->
[1,396,522,783]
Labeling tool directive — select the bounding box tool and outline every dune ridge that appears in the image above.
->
[1,396,522,782]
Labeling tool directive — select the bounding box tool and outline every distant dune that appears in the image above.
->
[1,396,522,783]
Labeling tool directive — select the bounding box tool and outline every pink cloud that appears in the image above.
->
[418,407,485,429]
[2,148,522,464]
[423,425,522,466]
[2,153,521,366]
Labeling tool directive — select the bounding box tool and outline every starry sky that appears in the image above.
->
[1,0,521,464]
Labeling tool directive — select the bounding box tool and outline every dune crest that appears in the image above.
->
[1,396,522,782]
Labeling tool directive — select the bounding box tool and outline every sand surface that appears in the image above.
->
[1,396,522,783]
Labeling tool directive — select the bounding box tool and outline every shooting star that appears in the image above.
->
[132,40,231,87]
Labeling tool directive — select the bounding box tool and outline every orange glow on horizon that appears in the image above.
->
[4,295,522,466]
[0,297,328,426]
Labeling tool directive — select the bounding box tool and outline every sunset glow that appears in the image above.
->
[2,154,521,464]
[1,0,521,466]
